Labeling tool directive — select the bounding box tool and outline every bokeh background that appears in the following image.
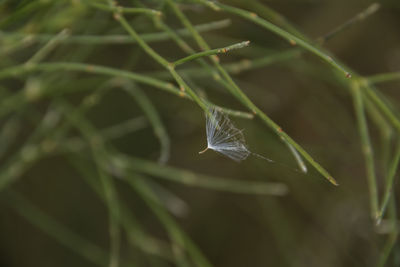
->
[1,0,400,266]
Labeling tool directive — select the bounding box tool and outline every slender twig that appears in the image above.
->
[0,62,182,96]
[112,10,208,113]
[318,3,380,44]
[0,19,231,45]
[120,82,170,164]
[90,2,161,16]
[154,18,249,113]
[0,62,253,119]
[377,142,400,222]
[172,41,250,67]
[150,49,301,78]
[63,117,147,152]
[0,105,59,191]
[112,154,288,196]
[60,101,121,267]
[124,173,211,267]
[367,72,400,85]
[363,84,400,133]
[230,0,306,40]
[26,28,69,64]
[351,81,379,219]
[212,2,352,78]
[69,156,174,261]
[377,198,398,267]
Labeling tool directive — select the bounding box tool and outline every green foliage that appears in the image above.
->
[1,0,400,266]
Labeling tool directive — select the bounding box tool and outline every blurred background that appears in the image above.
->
[1,0,400,266]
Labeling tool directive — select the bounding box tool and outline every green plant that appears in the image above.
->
[1,1,400,266]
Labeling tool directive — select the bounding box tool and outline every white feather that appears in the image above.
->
[199,107,251,162]
[199,108,307,173]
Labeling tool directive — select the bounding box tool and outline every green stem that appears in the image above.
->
[172,41,250,67]
[0,62,181,95]
[378,142,400,222]
[150,49,301,78]
[154,18,249,112]
[125,174,211,267]
[27,28,69,64]
[317,3,380,44]
[0,62,252,119]
[230,0,306,40]
[377,198,398,267]
[363,85,400,133]
[213,2,352,78]
[69,156,174,261]
[90,2,161,16]
[61,101,121,267]
[351,81,379,219]
[367,71,400,84]
[0,19,231,45]
[114,12,208,112]
[113,154,288,195]
[120,82,170,164]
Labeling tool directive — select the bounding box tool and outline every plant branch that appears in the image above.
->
[172,41,250,67]
[351,81,379,219]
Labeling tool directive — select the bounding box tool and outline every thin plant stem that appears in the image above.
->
[62,117,148,152]
[153,18,227,88]
[351,81,379,219]
[90,2,162,16]
[0,62,182,96]
[363,84,400,133]
[317,3,380,44]
[0,105,60,191]
[210,105,254,119]
[122,173,213,267]
[68,156,174,261]
[378,198,398,267]
[112,153,288,196]
[211,2,352,78]
[172,41,250,67]
[120,81,170,164]
[26,28,70,64]
[0,19,231,45]
[0,62,253,119]
[193,0,220,11]
[151,49,301,78]
[0,0,45,28]
[164,0,245,101]
[153,18,250,113]
[113,12,209,113]
[230,0,306,40]
[378,142,400,222]
[60,101,121,267]
[367,72,400,85]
